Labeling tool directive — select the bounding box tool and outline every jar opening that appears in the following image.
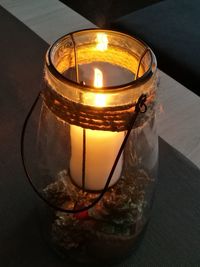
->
[46,29,156,92]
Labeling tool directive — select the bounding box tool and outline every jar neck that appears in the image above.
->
[43,29,157,130]
[45,29,157,107]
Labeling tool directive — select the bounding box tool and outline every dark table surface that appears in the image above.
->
[0,5,200,266]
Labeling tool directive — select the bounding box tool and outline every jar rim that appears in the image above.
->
[46,28,157,93]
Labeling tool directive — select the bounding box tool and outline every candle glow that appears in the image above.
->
[70,66,124,191]
[96,33,108,51]
[94,68,107,107]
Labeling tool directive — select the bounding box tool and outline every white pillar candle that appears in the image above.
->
[70,126,124,190]
[69,68,124,191]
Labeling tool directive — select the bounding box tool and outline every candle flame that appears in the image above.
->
[94,68,106,107]
[96,33,108,51]
[94,68,103,88]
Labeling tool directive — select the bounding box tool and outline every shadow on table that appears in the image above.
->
[0,208,72,267]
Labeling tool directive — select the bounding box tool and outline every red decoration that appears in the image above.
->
[74,210,89,220]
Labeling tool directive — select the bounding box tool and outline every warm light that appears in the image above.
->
[93,68,106,107]
[96,33,108,51]
[95,94,107,107]
[70,67,123,191]
[94,68,103,88]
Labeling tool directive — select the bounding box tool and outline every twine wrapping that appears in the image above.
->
[43,82,155,132]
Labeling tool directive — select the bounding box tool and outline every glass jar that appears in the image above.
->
[22,29,158,265]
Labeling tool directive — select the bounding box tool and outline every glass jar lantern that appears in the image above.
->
[22,29,158,265]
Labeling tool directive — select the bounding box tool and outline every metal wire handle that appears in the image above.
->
[20,92,147,214]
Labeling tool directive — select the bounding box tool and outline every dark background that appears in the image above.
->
[60,0,163,26]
